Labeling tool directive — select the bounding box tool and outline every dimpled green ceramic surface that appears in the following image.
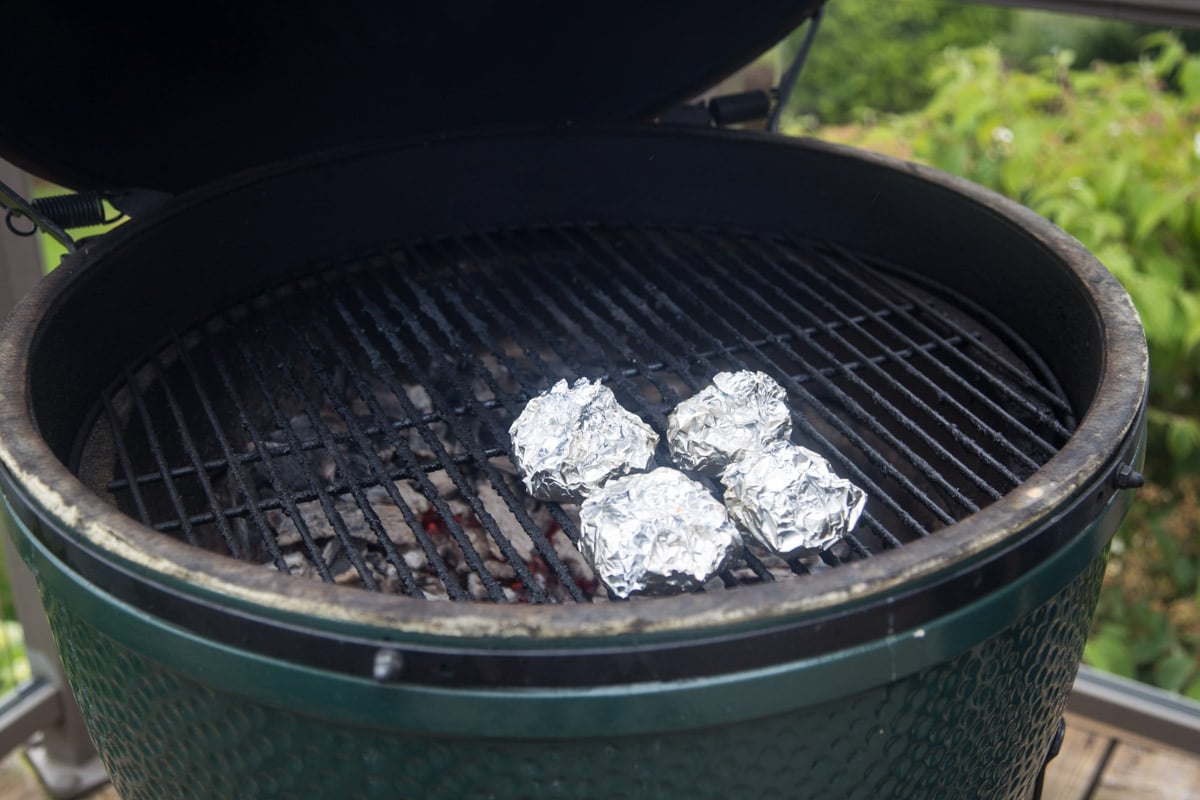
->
[34,552,1102,800]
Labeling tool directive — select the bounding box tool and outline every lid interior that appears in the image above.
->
[0,1,821,193]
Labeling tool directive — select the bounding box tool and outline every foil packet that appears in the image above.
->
[667,370,791,475]
[722,440,867,557]
[579,468,743,598]
[508,378,659,503]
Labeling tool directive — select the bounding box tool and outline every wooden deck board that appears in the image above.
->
[1043,718,1113,800]
[0,749,117,800]
[1091,742,1200,800]
[1045,712,1200,800]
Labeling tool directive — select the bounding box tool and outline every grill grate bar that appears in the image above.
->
[199,326,339,583]
[771,240,1054,471]
[744,237,1036,484]
[100,391,154,528]
[504,232,698,426]
[457,232,680,595]
[425,236,606,584]
[742,546,785,579]
[560,225,887,552]
[509,227,766,581]
[102,332,952,498]
[307,306,488,599]
[142,454,502,538]
[610,226,941,541]
[651,227,991,522]
[427,236,552,413]
[430,235,594,559]
[117,364,204,547]
[564,225,882,560]
[228,331,357,583]
[287,316,455,598]
[169,334,291,570]
[376,244,587,602]
[105,442,498,495]
[470,235,685,406]
[348,274,557,603]
[240,331,385,592]
[285,303,469,597]
[327,285,514,602]
[143,351,247,560]
[715,232,1033,491]
[839,246,1076,435]
[436,239,628,599]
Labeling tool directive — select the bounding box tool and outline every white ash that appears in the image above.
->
[254,468,594,602]
[221,371,596,602]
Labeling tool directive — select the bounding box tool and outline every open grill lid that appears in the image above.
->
[0,1,821,194]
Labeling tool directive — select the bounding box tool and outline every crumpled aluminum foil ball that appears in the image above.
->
[579,468,743,598]
[722,440,867,557]
[667,370,791,475]
[508,378,658,502]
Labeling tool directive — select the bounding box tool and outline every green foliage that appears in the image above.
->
[0,622,29,694]
[1091,478,1200,694]
[999,11,1200,69]
[780,0,1011,124]
[806,33,1200,693]
[0,542,29,693]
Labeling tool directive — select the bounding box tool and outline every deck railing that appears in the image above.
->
[957,0,1200,27]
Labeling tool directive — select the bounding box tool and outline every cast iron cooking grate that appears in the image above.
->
[76,223,1076,603]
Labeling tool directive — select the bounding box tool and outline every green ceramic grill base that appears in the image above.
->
[32,553,1103,800]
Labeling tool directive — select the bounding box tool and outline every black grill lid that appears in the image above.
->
[0,1,821,194]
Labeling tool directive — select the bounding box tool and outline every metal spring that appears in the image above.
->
[5,191,125,239]
[32,192,111,229]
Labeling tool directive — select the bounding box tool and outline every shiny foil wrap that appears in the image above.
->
[722,440,867,557]
[579,468,743,598]
[667,370,791,474]
[508,378,659,502]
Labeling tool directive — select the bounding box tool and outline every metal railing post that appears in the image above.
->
[955,0,1200,27]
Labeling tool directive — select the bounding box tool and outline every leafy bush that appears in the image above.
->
[779,0,1011,124]
[0,541,29,693]
[1088,477,1200,695]
[803,35,1200,692]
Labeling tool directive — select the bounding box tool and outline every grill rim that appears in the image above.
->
[6,487,1122,730]
[0,127,1148,651]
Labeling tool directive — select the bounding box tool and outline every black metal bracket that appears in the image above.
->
[0,180,169,253]
[1031,717,1066,800]
[0,177,76,253]
[658,90,773,128]
[658,3,825,131]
